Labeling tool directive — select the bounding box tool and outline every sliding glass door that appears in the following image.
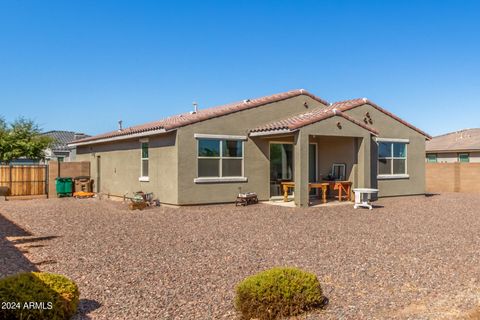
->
[309,144,317,182]
[269,142,317,198]
[270,143,294,197]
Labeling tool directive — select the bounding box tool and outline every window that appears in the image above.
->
[197,138,244,179]
[140,141,149,179]
[458,153,470,163]
[426,154,437,163]
[378,141,407,176]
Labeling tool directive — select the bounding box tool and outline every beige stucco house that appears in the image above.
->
[426,128,480,163]
[70,89,430,207]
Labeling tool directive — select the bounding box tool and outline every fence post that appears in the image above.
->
[45,164,49,198]
[9,163,12,193]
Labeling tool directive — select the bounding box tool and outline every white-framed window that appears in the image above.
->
[377,141,408,178]
[195,135,246,183]
[140,140,149,181]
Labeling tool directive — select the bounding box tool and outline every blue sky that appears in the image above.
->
[0,0,479,136]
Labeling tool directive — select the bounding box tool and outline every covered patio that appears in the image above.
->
[249,108,378,207]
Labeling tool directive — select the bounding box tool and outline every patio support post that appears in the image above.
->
[294,131,309,207]
[358,135,372,188]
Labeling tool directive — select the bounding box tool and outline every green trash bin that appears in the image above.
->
[56,177,73,197]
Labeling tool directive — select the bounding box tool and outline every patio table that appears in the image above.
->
[280,181,352,203]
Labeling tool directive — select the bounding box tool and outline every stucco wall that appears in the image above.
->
[312,136,357,181]
[344,104,427,197]
[76,131,178,204]
[176,95,326,205]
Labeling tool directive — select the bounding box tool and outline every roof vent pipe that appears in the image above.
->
[192,102,198,114]
[118,120,123,131]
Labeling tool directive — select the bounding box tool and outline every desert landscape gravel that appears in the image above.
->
[1,193,480,319]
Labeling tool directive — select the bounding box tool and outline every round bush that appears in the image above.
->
[0,272,79,320]
[235,267,325,319]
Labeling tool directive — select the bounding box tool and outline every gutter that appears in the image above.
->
[68,128,169,147]
[249,129,296,137]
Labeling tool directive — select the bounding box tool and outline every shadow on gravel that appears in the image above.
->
[0,213,39,278]
[72,299,102,320]
[425,193,441,197]
[10,235,60,244]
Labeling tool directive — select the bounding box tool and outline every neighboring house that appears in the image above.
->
[426,128,480,163]
[42,131,90,163]
[70,89,430,207]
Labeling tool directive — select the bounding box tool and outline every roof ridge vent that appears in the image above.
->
[362,97,368,103]
[243,99,251,104]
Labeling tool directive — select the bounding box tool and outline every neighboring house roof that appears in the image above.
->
[249,106,379,135]
[42,131,90,151]
[426,128,480,152]
[71,89,329,145]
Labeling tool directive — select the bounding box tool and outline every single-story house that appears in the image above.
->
[42,131,90,163]
[426,128,480,163]
[69,89,431,207]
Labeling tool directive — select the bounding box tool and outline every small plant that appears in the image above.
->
[0,272,79,320]
[235,267,325,319]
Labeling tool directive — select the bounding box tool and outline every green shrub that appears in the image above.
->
[0,272,79,320]
[235,267,325,319]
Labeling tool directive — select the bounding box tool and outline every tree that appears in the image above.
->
[0,117,53,164]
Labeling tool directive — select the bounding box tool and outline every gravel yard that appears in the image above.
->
[2,193,480,319]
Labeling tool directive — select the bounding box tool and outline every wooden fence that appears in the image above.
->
[0,165,48,196]
[426,163,480,193]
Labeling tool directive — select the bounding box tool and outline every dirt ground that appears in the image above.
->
[1,193,480,319]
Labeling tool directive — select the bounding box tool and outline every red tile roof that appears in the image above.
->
[249,105,379,135]
[72,89,328,144]
[330,98,431,139]
[250,97,431,139]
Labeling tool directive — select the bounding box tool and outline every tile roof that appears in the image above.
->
[72,89,329,145]
[249,104,379,135]
[329,98,431,139]
[41,131,90,150]
[426,128,480,152]
[250,97,431,139]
